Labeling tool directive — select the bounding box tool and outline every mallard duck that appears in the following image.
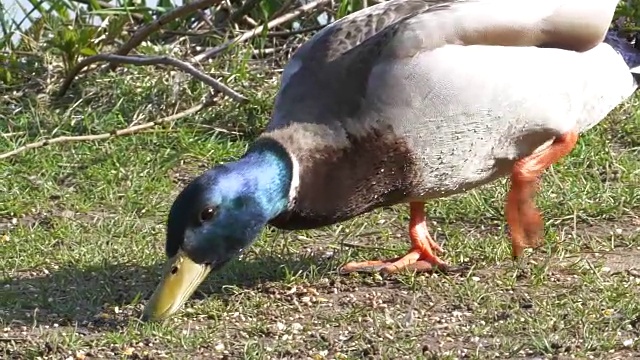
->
[142,0,640,321]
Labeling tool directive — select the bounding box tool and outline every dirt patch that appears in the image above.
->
[584,249,640,275]
[574,216,640,239]
[0,211,53,232]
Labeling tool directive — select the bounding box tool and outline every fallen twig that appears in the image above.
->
[193,0,331,63]
[57,53,247,103]
[0,98,217,160]
[109,0,222,70]
[242,15,259,27]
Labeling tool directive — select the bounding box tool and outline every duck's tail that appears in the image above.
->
[604,30,640,83]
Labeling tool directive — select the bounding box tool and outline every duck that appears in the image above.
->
[141,0,640,321]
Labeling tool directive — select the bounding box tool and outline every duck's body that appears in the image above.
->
[143,0,640,321]
[262,0,639,230]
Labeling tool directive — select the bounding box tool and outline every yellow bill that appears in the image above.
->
[142,250,212,321]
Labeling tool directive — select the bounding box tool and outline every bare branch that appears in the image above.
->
[193,0,331,63]
[0,99,217,160]
[109,0,223,70]
[57,53,248,103]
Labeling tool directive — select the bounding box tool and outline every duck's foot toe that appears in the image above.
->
[339,249,449,275]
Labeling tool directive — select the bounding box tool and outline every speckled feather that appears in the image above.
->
[263,0,640,230]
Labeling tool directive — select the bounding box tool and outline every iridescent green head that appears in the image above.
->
[142,142,292,321]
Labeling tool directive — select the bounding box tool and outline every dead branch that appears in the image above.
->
[109,0,223,70]
[193,0,331,63]
[0,98,217,160]
[242,15,258,27]
[57,53,247,103]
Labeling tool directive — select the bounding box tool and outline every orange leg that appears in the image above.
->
[340,202,447,274]
[507,130,579,259]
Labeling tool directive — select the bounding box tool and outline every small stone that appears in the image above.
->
[214,343,225,351]
[623,339,634,347]
[471,276,480,282]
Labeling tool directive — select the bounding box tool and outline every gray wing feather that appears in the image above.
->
[266,0,452,130]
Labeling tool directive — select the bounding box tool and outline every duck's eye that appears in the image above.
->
[199,207,216,222]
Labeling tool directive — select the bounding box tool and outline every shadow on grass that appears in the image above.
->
[0,252,332,328]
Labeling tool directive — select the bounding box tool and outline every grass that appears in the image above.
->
[2,32,640,360]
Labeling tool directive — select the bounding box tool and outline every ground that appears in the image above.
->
[1,49,639,360]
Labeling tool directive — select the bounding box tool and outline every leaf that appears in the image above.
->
[0,67,13,85]
[80,47,97,56]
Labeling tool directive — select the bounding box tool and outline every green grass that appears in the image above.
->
[2,40,640,360]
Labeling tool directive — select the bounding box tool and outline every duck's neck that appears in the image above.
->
[230,140,293,221]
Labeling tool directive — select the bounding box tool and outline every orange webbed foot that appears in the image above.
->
[340,202,448,274]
